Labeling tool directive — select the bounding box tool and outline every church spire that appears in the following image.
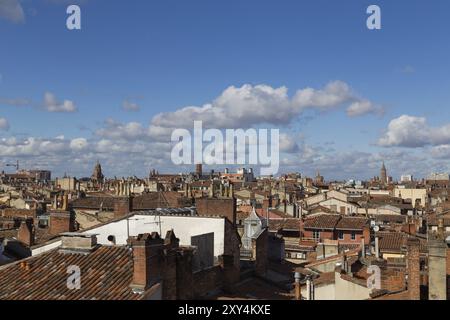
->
[380,161,387,184]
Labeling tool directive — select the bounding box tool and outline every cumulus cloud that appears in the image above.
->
[430,145,450,159]
[0,82,384,178]
[95,119,148,140]
[0,117,9,131]
[150,81,378,130]
[279,133,300,153]
[0,0,25,23]
[292,81,353,110]
[70,137,88,150]
[122,100,140,112]
[346,100,384,117]
[43,92,77,113]
[378,115,450,148]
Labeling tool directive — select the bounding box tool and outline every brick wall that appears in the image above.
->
[381,269,406,292]
[192,266,223,298]
[175,250,195,300]
[196,197,236,225]
[49,211,75,235]
[114,197,131,218]
[17,219,34,246]
[162,251,177,300]
[1,208,37,219]
[407,238,421,300]
[302,229,334,242]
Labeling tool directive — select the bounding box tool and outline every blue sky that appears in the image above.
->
[1,0,450,179]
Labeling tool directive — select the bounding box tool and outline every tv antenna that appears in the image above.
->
[6,160,19,171]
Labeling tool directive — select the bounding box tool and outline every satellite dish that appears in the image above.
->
[373,225,380,232]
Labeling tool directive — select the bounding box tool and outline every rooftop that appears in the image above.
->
[0,245,149,300]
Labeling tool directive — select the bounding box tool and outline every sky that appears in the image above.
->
[1,0,450,180]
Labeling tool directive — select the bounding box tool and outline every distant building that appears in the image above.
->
[27,170,51,182]
[55,176,78,191]
[91,161,104,183]
[401,175,413,183]
[427,173,450,181]
[380,162,387,184]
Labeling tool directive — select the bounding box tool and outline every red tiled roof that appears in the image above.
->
[376,232,406,252]
[335,217,369,231]
[0,246,145,300]
[269,218,300,231]
[303,214,341,230]
[71,196,115,210]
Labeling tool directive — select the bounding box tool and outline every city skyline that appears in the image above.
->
[2,0,450,179]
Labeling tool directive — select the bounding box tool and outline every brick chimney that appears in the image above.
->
[129,233,164,293]
[17,218,35,246]
[49,211,74,235]
[407,237,421,300]
[114,196,132,219]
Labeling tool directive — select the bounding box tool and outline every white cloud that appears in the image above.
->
[430,145,450,159]
[150,81,378,130]
[70,137,88,150]
[378,115,450,148]
[122,100,140,112]
[0,0,25,24]
[279,133,299,153]
[95,119,148,140]
[0,117,9,131]
[346,100,384,117]
[43,92,77,113]
[292,81,353,110]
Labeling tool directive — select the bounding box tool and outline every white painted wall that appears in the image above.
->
[32,239,62,256]
[334,272,371,300]
[83,215,226,258]
[301,283,336,300]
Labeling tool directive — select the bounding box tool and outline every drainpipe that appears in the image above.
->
[294,272,302,300]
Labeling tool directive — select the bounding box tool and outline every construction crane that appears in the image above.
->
[6,160,19,171]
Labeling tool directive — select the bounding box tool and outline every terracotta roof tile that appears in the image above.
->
[335,217,369,231]
[0,246,144,300]
[303,214,340,230]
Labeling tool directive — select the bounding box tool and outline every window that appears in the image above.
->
[313,230,321,241]
[338,231,344,240]
[351,232,356,240]
[297,253,305,259]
